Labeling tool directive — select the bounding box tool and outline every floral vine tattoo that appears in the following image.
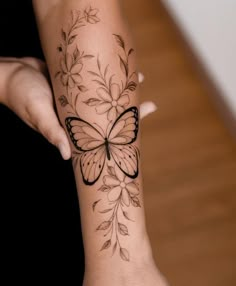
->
[55,8,140,261]
[93,165,141,261]
[55,7,100,114]
[83,34,137,122]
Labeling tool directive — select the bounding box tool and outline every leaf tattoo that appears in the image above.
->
[113,34,137,92]
[84,35,138,122]
[55,8,100,114]
[95,165,140,261]
[113,34,125,50]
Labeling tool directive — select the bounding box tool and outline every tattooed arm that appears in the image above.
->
[33,1,167,285]
[0,57,152,161]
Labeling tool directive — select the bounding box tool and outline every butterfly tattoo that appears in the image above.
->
[65,107,139,185]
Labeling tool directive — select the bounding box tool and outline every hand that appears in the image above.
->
[1,57,71,159]
[1,58,156,160]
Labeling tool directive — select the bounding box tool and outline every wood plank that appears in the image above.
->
[121,1,236,285]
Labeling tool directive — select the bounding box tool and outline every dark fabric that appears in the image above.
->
[0,1,84,284]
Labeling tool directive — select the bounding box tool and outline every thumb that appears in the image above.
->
[42,122,71,160]
[34,101,71,160]
[55,128,72,160]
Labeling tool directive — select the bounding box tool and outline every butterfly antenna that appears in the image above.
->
[106,121,113,137]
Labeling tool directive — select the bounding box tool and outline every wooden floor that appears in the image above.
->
[121,1,236,285]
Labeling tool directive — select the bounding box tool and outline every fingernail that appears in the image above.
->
[147,101,157,113]
[140,101,158,119]
[58,142,71,160]
[138,72,145,83]
[142,101,157,113]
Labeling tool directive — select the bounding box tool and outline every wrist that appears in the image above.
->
[83,229,155,273]
[83,236,159,286]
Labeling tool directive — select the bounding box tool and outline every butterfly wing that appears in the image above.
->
[80,145,106,185]
[109,144,139,178]
[108,107,139,178]
[65,117,106,185]
[65,117,104,151]
[108,106,139,145]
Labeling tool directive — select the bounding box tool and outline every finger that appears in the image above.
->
[138,72,145,83]
[42,122,71,160]
[33,101,71,160]
[43,122,71,160]
[20,57,46,73]
[57,138,72,160]
[140,101,157,119]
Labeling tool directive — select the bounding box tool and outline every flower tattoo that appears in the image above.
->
[105,165,139,206]
[60,53,83,88]
[96,84,130,121]
[84,6,100,24]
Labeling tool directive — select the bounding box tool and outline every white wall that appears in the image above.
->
[162,0,236,121]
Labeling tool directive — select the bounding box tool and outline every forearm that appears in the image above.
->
[33,0,154,277]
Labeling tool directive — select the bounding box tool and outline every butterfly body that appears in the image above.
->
[66,106,139,185]
[104,137,111,161]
